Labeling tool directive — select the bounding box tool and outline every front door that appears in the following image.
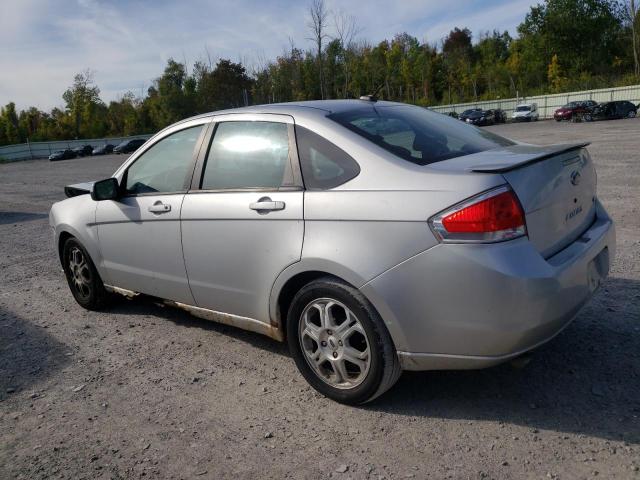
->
[180,115,304,323]
[96,123,206,304]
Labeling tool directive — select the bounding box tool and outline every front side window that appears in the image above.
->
[201,121,290,190]
[125,125,203,194]
[295,125,360,189]
[329,105,514,166]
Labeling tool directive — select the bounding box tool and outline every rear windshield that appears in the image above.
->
[515,105,531,112]
[328,105,514,165]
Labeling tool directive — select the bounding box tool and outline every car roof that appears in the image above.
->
[171,99,412,127]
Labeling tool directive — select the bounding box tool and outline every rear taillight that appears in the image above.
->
[429,186,526,243]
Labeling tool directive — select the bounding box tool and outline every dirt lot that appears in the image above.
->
[1,119,639,480]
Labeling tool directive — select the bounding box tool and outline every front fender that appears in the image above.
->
[50,196,106,282]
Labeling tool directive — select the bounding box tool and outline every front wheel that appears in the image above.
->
[62,237,112,310]
[628,110,636,118]
[287,277,401,404]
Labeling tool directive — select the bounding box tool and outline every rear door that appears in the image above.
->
[180,114,304,323]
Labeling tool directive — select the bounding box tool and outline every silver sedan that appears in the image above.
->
[50,100,615,404]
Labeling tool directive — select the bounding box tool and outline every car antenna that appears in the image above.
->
[359,81,385,102]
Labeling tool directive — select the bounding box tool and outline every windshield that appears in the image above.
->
[462,109,480,115]
[328,105,515,166]
[515,105,531,112]
[562,102,578,109]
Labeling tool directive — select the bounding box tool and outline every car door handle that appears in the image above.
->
[249,197,285,213]
[148,201,171,214]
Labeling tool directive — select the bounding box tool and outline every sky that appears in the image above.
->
[0,0,538,111]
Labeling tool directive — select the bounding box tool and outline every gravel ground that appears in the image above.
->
[1,119,639,480]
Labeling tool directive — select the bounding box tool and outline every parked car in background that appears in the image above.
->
[459,108,482,122]
[48,149,76,161]
[93,144,114,155]
[465,109,495,126]
[584,101,637,121]
[114,138,146,154]
[554,100,597,122]
[487,108,507,124]
[512,103,539,122]
[50,99,615,404]
[72,145,94,157]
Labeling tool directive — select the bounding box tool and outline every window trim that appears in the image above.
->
[190,114,303,193]
[118,120,211,198]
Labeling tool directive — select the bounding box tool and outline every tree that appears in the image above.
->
[625,0,640,76]
[547,54,566,92]
[519,0,624,76]
[334,10,362,98]
[307,0,330,99]
[1,103,21,144]
[442,28,473,101]
[62,70,105,138]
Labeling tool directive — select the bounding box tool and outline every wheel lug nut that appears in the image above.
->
[321,341,327,347]
[327,330,333,335]
[332,352,338,358]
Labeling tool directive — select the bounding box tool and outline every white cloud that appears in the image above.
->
[0,0,536,110]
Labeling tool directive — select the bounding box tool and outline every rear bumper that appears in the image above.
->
[362,200,615,371]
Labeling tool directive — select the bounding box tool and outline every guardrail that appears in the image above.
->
[0,135,154,162]
[429,84,640,119]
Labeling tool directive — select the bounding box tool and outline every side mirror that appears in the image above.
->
[91,178,120,201]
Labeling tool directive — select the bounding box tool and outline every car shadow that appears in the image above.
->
[0,212,48,225]
[91,276,638,444]
[368,276,640,444]
[109,296,289,357]
[0,307,71,400]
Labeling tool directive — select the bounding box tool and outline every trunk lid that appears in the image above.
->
[431,143,597,258]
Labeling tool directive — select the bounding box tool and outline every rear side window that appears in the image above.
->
[295,126,360,190]
[328,105,514,166]
[201,121,290,190]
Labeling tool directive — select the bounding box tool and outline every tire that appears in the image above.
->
[62,237,112,310]
[628,110,636,118]
[286,277,401,405]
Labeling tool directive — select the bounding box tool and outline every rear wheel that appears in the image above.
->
[287,277,401,404]
[62,238,112,310]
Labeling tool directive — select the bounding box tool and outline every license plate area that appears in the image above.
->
[587,247,609,293]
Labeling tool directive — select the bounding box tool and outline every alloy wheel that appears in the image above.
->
[68,246,92,299]
[298,298,371,389]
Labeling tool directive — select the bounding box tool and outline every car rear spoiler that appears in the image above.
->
[64,181,95,198]
[468,142,591,173]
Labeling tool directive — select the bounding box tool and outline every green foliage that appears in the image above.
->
[1,0,639,147]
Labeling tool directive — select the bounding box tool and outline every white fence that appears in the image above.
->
[429,84,640,119]
[0,134,153,161]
